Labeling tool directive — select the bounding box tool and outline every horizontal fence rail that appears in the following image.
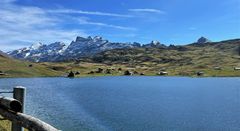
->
[0,86,59,131]
[0,108,59,131]
[0,97,22,112]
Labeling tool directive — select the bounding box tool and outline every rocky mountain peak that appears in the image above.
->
[7,35,187,62]
[151,40,161,45]
[30,42,44,50]
[93,36,102,40]
[142,40,166,48]
[75,36,88,42]
[48,42,65,47]
[197,37,211,44]
[87,36,93,40]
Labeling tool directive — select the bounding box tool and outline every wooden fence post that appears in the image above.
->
[12,86,26,131]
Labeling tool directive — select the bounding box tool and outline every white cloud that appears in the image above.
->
[0,3,87,51]
[0,1,135,51]
[128,8,165,14]
[76,17,136,30]
[47,9,133,17]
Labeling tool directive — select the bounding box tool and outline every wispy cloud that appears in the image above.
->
[128,8,165,14]
[47,9,132,17]
[76,17,136,30]
[0,1,136,51]
[0,2,87,51]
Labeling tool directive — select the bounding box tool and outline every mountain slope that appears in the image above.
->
[91,39,239,64]
[1,38,240,77]
[0,50,9,58]
[9,36,235,63]
[8,42,67,62]
[8,36,139,62]
[87,39,240,76]
[0,51,62,77]
[4,37,240,76]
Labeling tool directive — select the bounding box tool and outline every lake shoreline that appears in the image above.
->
[1,74,240,79]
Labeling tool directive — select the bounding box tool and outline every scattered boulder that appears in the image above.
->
[67,71,75,77]
[75,71,80,75]
[133,71,139,74]
[196,71,204,76]
[105,69,111,74]
[96,68,103,73]
[88,71,94,74]
[124,70,133,75]
[140,73,145,75]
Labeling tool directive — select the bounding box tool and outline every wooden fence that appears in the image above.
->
[0,86,59,131]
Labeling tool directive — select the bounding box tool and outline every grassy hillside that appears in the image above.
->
[87,39,240,77]
[0,54,62,78]
[1,39,240,77]
[39,39,240,77]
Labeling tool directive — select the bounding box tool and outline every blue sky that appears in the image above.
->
[0,0,239,51]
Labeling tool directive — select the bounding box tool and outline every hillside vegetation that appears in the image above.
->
[1,39,240,77]
[87,39,240,76]
[0,54,62,78]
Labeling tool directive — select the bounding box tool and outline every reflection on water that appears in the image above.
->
[0,77,240,131]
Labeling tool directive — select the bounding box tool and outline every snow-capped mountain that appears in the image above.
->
[64,36,138,57]
[7,36,213,62]
[7,36,139,62]
[8,42,66,62]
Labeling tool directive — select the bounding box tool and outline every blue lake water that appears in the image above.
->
[0,77,240,131]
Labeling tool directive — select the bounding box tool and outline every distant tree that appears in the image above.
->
[67,71,75,77]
